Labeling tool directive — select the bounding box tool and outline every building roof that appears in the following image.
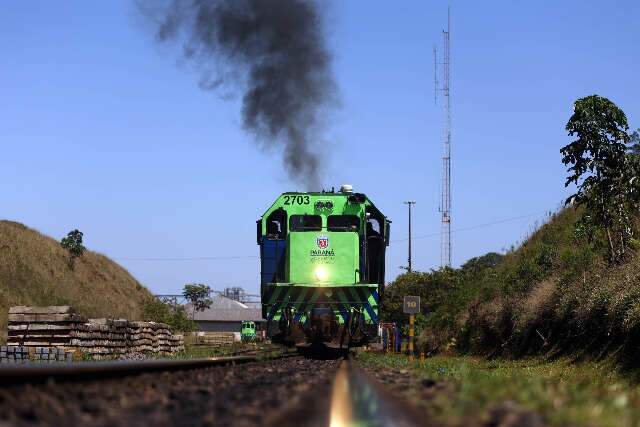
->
[188,295,264,322]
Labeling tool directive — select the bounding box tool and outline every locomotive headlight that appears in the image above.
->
[314,265,329,282]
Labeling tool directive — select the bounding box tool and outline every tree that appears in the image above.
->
[629,129,640,156]
[60,229,85,269]
[561,95,635,263]
[461,252,505,273]
[183,283,213,320]
[142,298,196,332]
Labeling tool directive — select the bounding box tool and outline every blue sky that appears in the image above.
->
[1,1,639,296]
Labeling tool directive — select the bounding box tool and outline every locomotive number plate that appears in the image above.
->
[283,195,310,205]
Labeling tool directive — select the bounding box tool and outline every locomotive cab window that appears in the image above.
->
[328,215,360,232]
[364,207,386,285]
[366,217,382,237]
[290,215,322,231]
[265,208,287,239]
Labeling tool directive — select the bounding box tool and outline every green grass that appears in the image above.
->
[165,342,288,360]
[172,343,249,359]
[357,353,640,427]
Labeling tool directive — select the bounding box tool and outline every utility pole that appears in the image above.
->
[404,201,416,272]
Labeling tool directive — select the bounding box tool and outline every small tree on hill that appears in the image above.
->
[60,229,85,269]
[183,283,213,320]
[561,95,636,263]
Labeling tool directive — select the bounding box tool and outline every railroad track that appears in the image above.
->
[327,359,428,427]
[0,356,261,385]
[0,350,427,426]
[259,354,429,427]
[0,345,297,385]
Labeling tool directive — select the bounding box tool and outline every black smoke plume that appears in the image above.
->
[143,0,336,189]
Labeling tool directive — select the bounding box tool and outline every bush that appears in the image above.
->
[143,298,196,332]
[382,258,504,355]
[60,229,85,268]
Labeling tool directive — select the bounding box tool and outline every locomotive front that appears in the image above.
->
[257,185,390,348]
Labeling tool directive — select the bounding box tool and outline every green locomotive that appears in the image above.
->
[241,321,257,342]
[257,185,390,348]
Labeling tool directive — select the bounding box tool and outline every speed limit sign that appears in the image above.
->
[403,296,420,314]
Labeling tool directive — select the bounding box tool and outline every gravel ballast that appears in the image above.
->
[0,357,339,427]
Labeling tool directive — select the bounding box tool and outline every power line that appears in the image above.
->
[391,210,551,243]
[115,255,258,262]
[113,210,552,262]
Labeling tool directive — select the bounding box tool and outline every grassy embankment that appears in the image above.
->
[0,220,154,342]
[383,207,640,368]
[461,206,640,366]
[375,206,640,425]
[357,352,640,427]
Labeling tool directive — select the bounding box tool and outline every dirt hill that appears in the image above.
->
[0,220,154,341]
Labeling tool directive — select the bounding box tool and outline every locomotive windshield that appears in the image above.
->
[327,215,360,232]
[290,215,322,231]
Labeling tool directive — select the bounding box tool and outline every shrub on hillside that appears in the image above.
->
[461,252,504,273]
[60,229,85,269]
[557,246,597,285]
[382,255,506,355]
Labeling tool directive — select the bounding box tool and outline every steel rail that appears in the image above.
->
[328,360,432,427]
[0,355,274,385]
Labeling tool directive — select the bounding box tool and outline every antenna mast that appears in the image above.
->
[438,8,452,268]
